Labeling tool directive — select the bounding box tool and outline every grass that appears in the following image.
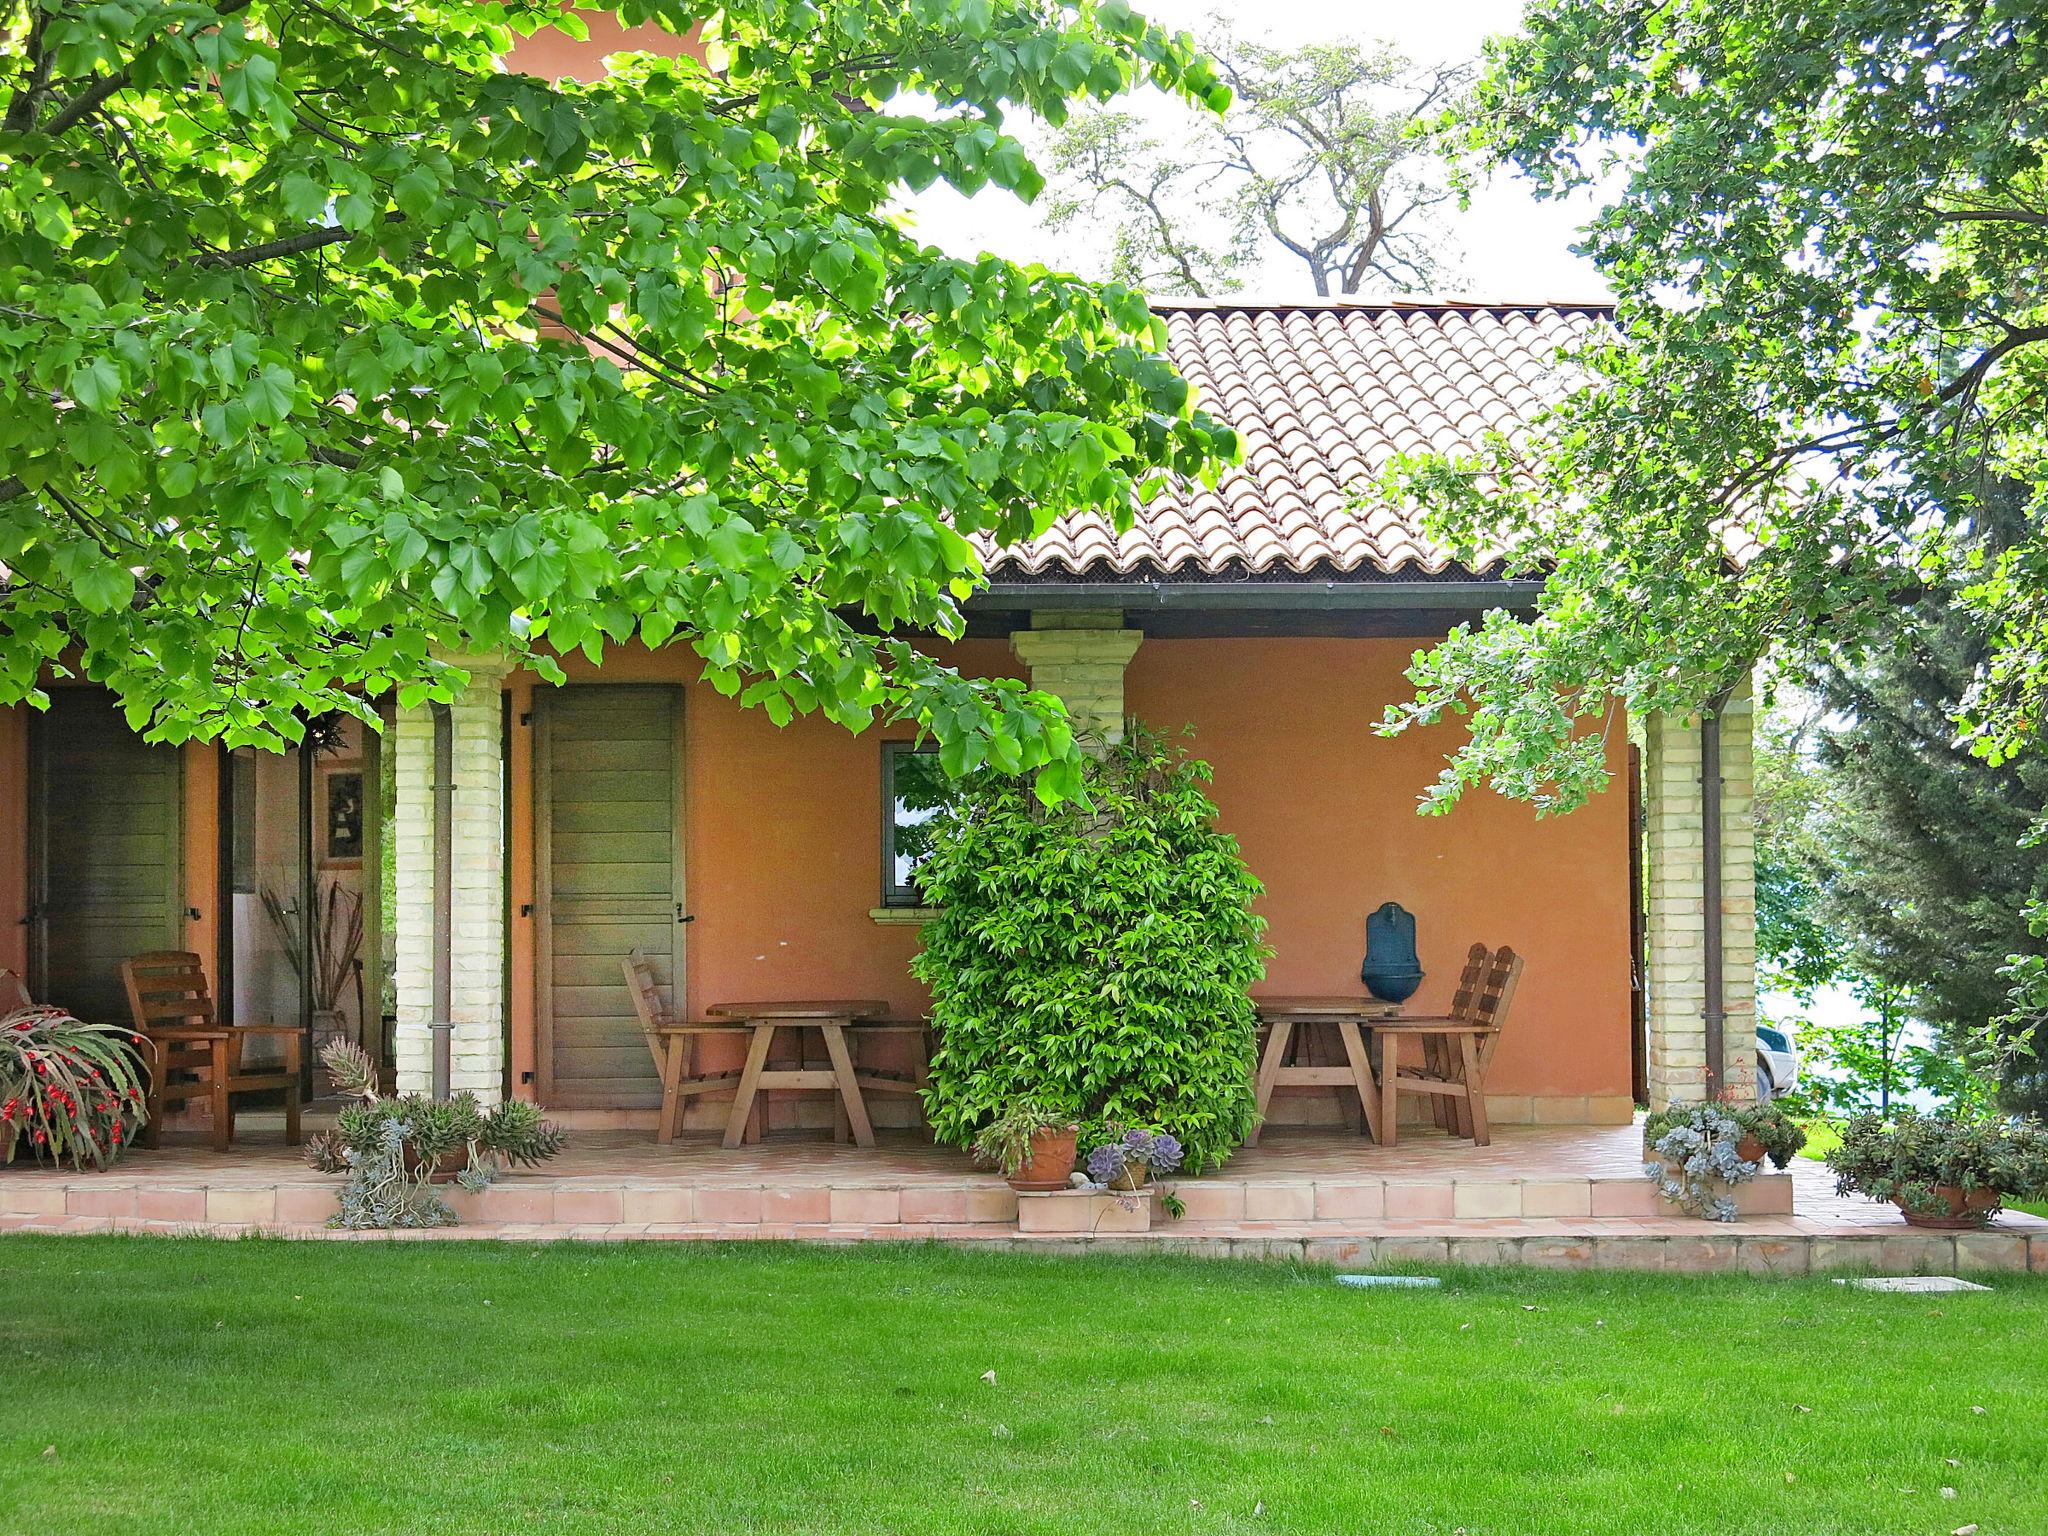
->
[1798,1118,1844,1162]
[2,1240,2044,1534]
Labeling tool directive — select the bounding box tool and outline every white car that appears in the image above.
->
[1756,1023,1799,1101]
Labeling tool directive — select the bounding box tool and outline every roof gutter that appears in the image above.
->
[973,579,1544,613]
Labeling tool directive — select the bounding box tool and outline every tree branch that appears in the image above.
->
[2,5,53,134]
[194,213,404,268]
[43,0,255,138]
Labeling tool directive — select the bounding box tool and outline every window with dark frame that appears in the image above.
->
[880,741,952,908]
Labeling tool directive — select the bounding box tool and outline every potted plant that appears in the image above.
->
[1732,1100,1807,1169]
[0,1001,150,1170]
[1642,1100,1807,1169]
[1084,1127,1185,1192]
[970,1101,1079,1192]
[1825,1110,2048,1229]
[263,879,365,1079]
[1642,1101,1768,1221]
[305,1041,566,1228]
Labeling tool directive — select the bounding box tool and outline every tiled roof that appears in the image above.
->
[986,297,1612,580]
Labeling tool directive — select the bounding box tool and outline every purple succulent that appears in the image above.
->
[1084,1127,1187,1183]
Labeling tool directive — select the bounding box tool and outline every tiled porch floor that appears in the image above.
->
[4,1119,2044,1274]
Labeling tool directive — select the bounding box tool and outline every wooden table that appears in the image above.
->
[1249,997,1400,1146]
[703,1000,914,1149]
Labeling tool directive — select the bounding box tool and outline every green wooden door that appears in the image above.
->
[535,685,685,1107]
[29,691,185,1025]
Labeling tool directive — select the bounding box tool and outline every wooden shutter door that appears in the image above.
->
[534,685,685,1107]
[29,691,185,1025]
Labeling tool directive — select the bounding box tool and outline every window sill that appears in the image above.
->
[869,906,941,927]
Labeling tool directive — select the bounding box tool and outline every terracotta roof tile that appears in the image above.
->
[984,298,1612,579]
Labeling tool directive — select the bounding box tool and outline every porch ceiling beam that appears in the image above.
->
[971,579,1545,613]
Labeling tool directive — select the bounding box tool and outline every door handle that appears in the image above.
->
[676,906,695,924]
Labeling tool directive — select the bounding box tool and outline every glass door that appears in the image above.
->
[224,740,309,1078]
[222,713,381,1093]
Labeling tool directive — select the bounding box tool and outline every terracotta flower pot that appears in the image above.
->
[403,1142,469,1185]
[1006,1126,1078,1192]
[1896,1184,2001,1230]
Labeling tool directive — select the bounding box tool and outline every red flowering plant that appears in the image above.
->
[0,1005,151,1170]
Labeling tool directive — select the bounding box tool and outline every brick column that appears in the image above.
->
[1008,609,1143,745]
[392,654,508,1102]
[1643,679,1757,1106]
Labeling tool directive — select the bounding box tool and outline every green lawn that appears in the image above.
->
[3,1239,2043,1535]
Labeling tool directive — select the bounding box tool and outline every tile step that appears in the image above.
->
[2,1172,1795,1226]
[2,1211,2040,1276]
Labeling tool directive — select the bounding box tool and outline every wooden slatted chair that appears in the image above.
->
[120,951,303,1152]
[1368,943,1523,1147]
[621,954,747,1144]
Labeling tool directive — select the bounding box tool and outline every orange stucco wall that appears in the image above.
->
[502,636,1633,1115]
[504,641,1023,1099]
[0,637,1633,1113]
[1125,640,1632,1102]
[504,10,702,81]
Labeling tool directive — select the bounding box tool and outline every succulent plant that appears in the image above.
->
[308,1039,565,1228]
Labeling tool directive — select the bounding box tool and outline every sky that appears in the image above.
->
[901,0,1610,301]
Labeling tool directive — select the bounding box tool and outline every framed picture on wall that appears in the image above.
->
[320,760,365,868]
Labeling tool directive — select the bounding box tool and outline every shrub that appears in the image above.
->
[913,726,1268,1173]
[0,1005,150,1170]
[1825,1110,2048,1220]
[306,1041,566,1228]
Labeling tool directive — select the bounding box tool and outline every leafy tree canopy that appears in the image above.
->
[1043,21,1461,296]
[0,0,1234,797]
[1751,488,2047,1108]
[1380,0,2048,815]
